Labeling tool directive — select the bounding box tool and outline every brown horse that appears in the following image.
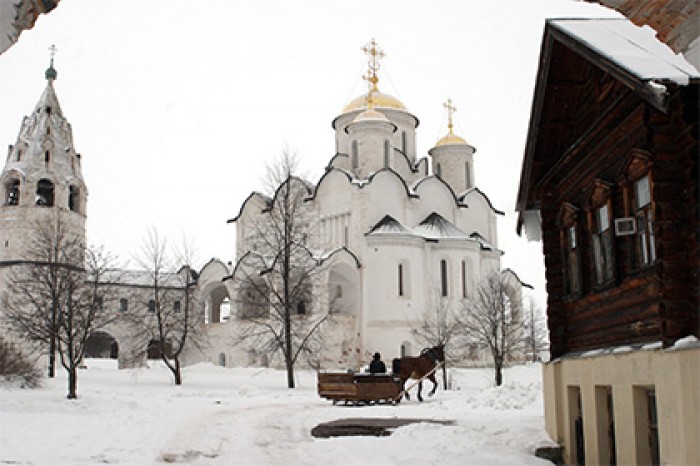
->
[392,345,445,402]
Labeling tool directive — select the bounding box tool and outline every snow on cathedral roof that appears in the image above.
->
[367,212,477,242]
[414,212,469,239]
[366,215,413,235]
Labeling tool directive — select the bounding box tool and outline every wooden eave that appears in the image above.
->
[516,18,696,230]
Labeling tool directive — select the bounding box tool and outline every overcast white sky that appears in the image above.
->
[0,0,620,306]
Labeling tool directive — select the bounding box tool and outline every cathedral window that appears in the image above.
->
[401,131,407,154]
[36,179,54,207]
[68,186,80,212]
[461,260,467,298]
[436,163,442,179]
[148,299,156,313]
[119,298,128,312]
[44,151,50,163]
[5,179,20,206]
[465,163,471,189]
[440,259,448,297]
[16,149,22,161]
[384,140,390,168]
[351,140,358,169]
[398,263,404,296]
[174,301,181,313]
[634,175,656,267]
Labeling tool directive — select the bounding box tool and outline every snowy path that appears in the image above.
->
[1,362,554,465]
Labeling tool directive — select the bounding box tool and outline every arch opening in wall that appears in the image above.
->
[36,179,54,206]
[84,331,118,359]
[328,262,359,316]
[237,280,270,319]
[5,178,20,205]
[201,282,231,324]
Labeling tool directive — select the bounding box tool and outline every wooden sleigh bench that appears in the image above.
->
[317,372,402,405]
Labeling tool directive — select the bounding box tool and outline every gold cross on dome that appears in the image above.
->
[444,98,457,134]
[49,44,57,60]
[362,38,384,92]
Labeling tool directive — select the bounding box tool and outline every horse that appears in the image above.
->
[392,344,445,402]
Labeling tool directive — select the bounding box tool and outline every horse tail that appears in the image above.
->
[392,358,401,374]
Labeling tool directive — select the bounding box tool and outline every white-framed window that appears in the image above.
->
[634,175,655,266]
[592,203,614,285]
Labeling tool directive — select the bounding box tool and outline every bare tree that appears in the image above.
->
[410,293,460,389]
[454,271,526,386]
[4,216,119,398]
[127,229,205,385]
[232,151,334,388]
[523,295,548,362]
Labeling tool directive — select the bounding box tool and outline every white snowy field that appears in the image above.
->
[1,360,555,465]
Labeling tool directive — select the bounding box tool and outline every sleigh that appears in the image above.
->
[316,372,402,405]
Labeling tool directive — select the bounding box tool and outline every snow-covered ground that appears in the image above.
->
[1,360,555,465]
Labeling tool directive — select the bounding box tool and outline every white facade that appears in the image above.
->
[199,60,519,369]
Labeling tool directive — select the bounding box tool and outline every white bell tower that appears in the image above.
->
[0,46,87,294]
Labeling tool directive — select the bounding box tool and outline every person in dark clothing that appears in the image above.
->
[369,352,386,374]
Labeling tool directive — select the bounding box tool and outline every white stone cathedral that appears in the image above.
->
[197,40,524,369]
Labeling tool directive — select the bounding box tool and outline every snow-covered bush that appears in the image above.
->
[0,337,42,388]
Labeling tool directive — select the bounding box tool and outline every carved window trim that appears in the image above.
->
[557,203,582,298]
[585,180,615,288]
[618,150,656,270]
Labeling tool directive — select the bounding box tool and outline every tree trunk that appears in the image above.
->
[495,362,503,387]
[48,336,56,378]
[67,366,78,399]
[174,358,182,385]
[442,363,448,390]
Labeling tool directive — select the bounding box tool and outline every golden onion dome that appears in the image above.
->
[435,132,469,147]
[342,91,407,113]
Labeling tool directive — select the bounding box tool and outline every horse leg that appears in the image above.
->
[398,378,408,402]
[417,380,424,402]
[427,373,438,397]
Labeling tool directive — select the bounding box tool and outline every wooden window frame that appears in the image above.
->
[558,203,582,298]
[586,180,615,288]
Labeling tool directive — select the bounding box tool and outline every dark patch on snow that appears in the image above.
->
[311,417,455,438]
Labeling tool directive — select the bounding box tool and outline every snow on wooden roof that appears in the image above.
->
[550,18,699,85]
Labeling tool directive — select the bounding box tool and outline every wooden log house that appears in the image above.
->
[516,17,699,466]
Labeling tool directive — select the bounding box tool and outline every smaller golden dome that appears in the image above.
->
[342,91,407,113]
[435,132,468,147]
